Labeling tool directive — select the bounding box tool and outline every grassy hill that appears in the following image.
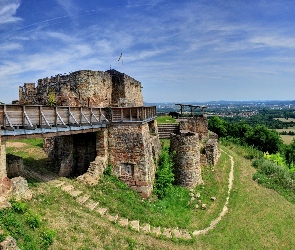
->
[2,140,295,249]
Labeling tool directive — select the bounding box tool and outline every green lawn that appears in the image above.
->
[156,115,177,124]
[2,139,295,249]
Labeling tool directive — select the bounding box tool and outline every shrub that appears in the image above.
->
[40,229,57,249]
[103,165,113,176]
[154,147,174,199]
[26,213,41,229]
[11,200,27,214]
[252,158,295,202]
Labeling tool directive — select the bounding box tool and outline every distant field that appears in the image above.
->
[280,135,295,144]
[276,127,295,144]
[274,118,295,122]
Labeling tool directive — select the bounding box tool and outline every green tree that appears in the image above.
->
[208,116,227,137]
[245,125,283,153]
[284,139,295,166]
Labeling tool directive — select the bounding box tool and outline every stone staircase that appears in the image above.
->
[157,124,179,139]
[51,180,192,240]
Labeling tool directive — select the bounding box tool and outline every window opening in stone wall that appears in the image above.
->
[120,163,134,177]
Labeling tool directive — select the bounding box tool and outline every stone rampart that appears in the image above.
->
[0,136,6,179]
[170,132,202,188]
[179,116,208,140]
[108,122,159,198]
[19,70,143,107]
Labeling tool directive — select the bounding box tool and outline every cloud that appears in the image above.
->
[0,0,22,24]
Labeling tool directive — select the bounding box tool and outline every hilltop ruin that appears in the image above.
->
[7,69,220,198]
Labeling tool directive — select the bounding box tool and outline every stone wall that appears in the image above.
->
[18,70,143,108]
[179,116,208,140]
[0,136,12,207]
[6,154,24,178]
[0,136,6,179]
[108,122,159,198]
[106,70,143,107]
[44,133,97,177]
[205,132,220,166]
[170,132,202,188]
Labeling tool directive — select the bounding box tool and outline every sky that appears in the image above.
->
[1,0,295,104]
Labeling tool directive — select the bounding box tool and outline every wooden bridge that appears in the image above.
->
[0,105,156,139]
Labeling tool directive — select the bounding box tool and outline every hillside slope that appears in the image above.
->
[3,141,295,249]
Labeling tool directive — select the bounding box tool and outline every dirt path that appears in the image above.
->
[193,149,234,236]
[49,148,235,240]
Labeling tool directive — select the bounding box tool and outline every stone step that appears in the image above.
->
[140,223,150,233]
[129,220,140,231]
[76,195,90,204]
[106,213,119,222]
[162,228,172,238]
[96,207,108,216]
[84,199,99,211]
[150,226,161,236]
[117,217,129,227]
[68,189,83,198]
[61,185,74,192]
[51,180,65,187]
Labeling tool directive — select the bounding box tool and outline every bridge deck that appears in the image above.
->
[0,105,156,139]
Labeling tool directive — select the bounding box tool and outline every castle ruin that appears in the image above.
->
[6,69,220,199]
[17,69,160,198]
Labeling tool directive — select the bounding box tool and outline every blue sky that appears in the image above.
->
[1,0,295,104]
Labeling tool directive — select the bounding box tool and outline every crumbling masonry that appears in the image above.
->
[3,69,220,198]
[17,69,160,198]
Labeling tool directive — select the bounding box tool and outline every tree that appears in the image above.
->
[245,125,283,154]
[284,139,295,166]
[208,116,227,137]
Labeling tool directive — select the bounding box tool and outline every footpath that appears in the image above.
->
[49,149,235,240]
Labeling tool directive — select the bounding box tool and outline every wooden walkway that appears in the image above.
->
[0,105,156,139]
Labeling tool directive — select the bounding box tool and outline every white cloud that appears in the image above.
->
[0,0,22,24]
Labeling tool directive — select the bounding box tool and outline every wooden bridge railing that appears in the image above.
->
[0,105,157,137]
[0,105,108,131]
[111,106,156,123]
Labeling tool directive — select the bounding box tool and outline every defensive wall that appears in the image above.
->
[18,69,143,107]
[169,116,219,187]
[2,68,219,205]
[13,69,159,198]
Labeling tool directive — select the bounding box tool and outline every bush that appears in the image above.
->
[26,213,41,229]
[103,165,113,176]
[11,200,27,214]
[40,229,57,249]
[252,158,295,202]
[154,147,174,199]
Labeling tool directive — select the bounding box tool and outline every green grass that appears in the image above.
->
[0,200,56,249]
[156,115,177,124]
[4,138,295,249]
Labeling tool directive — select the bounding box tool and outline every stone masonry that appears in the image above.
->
[179,116,208,140]
[18,69,143,107]
[170,132,202,188]
[18,69,160,198]
[0,136,12,207]
[170,115,219,187]
[108,121,161,197]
